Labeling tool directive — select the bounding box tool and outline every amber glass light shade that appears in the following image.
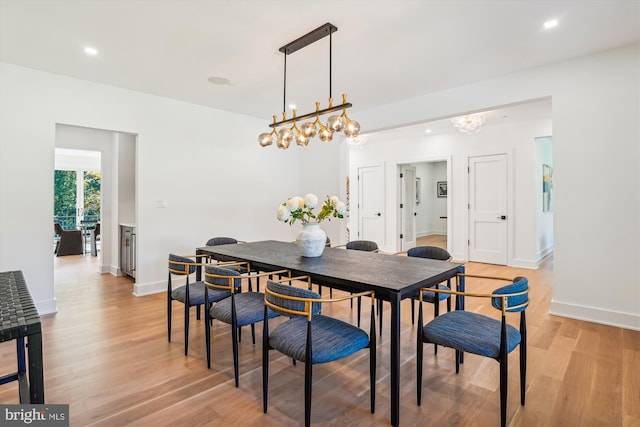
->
[258,132,273,147]
[343,119,360,137]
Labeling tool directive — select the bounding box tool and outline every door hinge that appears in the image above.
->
[468,239,470,245]
[400,173,403,178]
[467,166,470,173]
[400,203,403,209]
[400,234,404,239]
[468,203,470,210]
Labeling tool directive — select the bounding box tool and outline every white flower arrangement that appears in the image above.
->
[277,193,346,225]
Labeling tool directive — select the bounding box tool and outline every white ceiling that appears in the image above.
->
[1,0,638,126]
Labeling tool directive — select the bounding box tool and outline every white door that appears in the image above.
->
[400,165,417,252]
[358,165,385,246]
[468,154,508,265]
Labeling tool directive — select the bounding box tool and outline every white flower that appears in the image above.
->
[286,196,303,212]
[277,193,346,225]
[303,193,318,209]
[277,205,291,222]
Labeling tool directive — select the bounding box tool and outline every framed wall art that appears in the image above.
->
[437,181,447,198]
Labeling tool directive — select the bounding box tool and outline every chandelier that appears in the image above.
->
[259,23,360,149]
[451,113,486,134]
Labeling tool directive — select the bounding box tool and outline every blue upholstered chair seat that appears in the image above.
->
[270,315,370,364]
[418,283,451,303]
[422,310,521,359]
[210,292,278,327]
[171,281,230,306]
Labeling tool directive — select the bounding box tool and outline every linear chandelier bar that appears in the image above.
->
[270,102,352,128]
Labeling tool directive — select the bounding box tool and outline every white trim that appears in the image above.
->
[509,258,539,269]
[35,298,57,315]
[550,300,640,331]
[133,280,165,296]
[537,245,553,263]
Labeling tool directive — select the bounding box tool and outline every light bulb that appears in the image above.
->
[343,119,360,137]
[301,122,317,138]
[277,138,291,149]
[296,134,309,147]
[327,115,345,132]
[278,128,293,144]
[258,132,273,147]
[319,127,333,142]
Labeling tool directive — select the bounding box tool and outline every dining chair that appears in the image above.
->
[90,223,101,256]
[168,253,232,356]
[203,262,290,387]
[341,240,382,331]
[407,246,453,354]
[205,236,243,246]
[54,222,83,256]
[416,275,529,427]
[205,237,260,290]
[262,276,376,427]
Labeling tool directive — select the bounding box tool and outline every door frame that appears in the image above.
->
[395,156,452,253]
[398,165,417,252]
[463,149,514,264]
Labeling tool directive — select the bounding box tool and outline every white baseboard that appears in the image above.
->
[509,258,539,269]
[537,245,553,263]
[550,299,640,331]
[417,230,447,237]
[133,280,165,296]
[35,298,57,315]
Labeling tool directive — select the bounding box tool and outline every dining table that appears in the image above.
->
[196,240,464,427]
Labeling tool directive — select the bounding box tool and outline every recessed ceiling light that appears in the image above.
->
[84,46,98,56]
[207,76,230,86]
[425,129,432,134]
[288,104,296,110]
[543,19,558,30]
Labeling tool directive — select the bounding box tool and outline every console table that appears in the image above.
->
[0,270,45,403]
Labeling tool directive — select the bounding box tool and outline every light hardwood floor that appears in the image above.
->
[1,237,638,426]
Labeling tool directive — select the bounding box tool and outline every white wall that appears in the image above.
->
[349,116,550,268]
[353,43,639,330]
[0,62,342,312]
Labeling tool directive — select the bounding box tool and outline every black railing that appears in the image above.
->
[54,215,100,230]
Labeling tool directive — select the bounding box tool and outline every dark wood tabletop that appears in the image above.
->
[196,240,461,301]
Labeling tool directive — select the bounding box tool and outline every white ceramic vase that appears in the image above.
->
[297,222,326,257]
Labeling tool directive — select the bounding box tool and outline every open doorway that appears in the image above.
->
[398,160,448,253]
[54,148,101,255]
[54,123,137,283]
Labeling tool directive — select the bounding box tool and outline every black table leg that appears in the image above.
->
[389,291,400,427]
[27,333,44,403]
[456,265,466,365]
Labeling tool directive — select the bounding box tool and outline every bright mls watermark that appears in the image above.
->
[1,405,69,426]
